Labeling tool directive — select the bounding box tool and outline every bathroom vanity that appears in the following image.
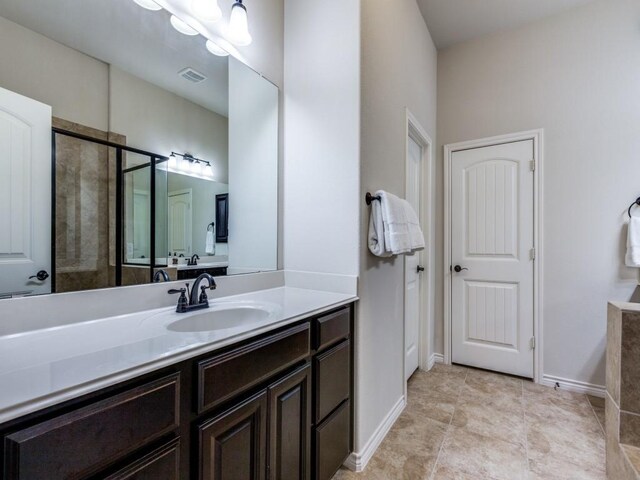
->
[0,289,355,480]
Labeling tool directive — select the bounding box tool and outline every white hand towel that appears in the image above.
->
[205,230,215,255]
[381,191,426,255]
[626,216,640,267]
[368,195,392,257]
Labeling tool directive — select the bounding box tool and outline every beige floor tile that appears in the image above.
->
[527,452,606,480]
[451,395,525,446]
[436,426,527,480]
[407,390,458,425]
[463,370,524,400]
[430,363,470,375]
[431,464,496,479]
[409,371,467,398]
[587,394,605,409]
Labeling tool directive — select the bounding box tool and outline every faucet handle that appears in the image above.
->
[199,285,210,304]
[168,288,189,313]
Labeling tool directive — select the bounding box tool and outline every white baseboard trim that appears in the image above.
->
[427,353,445,370]
[343,396,406,472]
[541,374,606,398]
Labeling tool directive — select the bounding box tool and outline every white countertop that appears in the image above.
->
[0,287,356,423]
[176,261,229,271]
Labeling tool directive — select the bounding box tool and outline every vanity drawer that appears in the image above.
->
[314,400,350,480]
[198,323,311,413]
[314,340,350,423]
[104,438,180,480]
[4,373,180,480]
[314,307,350,351]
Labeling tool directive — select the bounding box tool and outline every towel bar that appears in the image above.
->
[365,192,381,205]
[628,197,640,218]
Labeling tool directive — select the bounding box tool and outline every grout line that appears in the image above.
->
[428,368,468,480]
[586,395,606,437]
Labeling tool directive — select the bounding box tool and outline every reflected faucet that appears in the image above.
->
[188,254,200,266]
[168,273,217,313]
[153,270,170,283]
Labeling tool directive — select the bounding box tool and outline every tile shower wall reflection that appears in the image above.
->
[54,119,114,293]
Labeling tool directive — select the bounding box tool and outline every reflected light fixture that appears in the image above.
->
[206,39,229,57]
[227,0,252,46]
[192,0,222,22]
[132,0,162,11]
[168,152,214,180]
[170,15,199,36]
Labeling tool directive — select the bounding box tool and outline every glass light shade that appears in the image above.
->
[190,161,201,174]
[227,1,252,46]
[205,164,214,177]
[192,0,222,22]
[170,15,199,36]
[168,154,177,169]
[206,39,229,57]
[133,0,162,11]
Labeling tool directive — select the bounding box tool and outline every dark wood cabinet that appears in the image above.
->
[4,374,180,480]
[104,438,180,480]
[199,392,268,480]
[0,303,354,480]
[268,365,312,480]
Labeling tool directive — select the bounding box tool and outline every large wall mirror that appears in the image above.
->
[0,0,279,298]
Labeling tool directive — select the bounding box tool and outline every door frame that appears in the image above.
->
[443,129,544,383]
[403,109,435,385]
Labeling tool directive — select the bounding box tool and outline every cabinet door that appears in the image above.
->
[267,365,311,480]
[199,391,267,480]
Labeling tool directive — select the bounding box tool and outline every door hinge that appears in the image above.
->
[530,337,536,350]
[529,248,536,261]
[530,160,535,172]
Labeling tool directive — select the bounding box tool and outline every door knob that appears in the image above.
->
[29,270,49,281]
[453,265,468,273]
[417,265,425,273]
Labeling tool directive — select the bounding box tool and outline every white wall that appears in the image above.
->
[283,0,360,278]
[357,0,437,460]
[437,0,640,386]
[109,67,229,184]
[0,15,108,131]
[228,58,279,272]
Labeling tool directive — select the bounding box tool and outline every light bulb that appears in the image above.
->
[227,1,252,46]
[206,39,229,57]
[170,15,199,36]
[133,0,162,11]
[192,0,222,22]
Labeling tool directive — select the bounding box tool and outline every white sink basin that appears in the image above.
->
[166,303,277,333]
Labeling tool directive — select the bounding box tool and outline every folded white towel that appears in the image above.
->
[626,216,640,267]
[368,190,426,257]
[205,230,215,255]
[368,195,392,257]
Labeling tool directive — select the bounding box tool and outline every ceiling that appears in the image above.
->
[0,0,229,116]
[417,0,597,50]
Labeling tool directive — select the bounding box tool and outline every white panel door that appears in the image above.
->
[451,140,534,378]
[168,190,192,257]
[405,136,423,380]
[0,87,51,298]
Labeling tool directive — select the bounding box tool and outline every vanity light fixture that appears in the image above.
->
[170,15,199,36]
[205,39,229,57]
[132,0,162,11]
[192,0,222,22]
[227,0,252,46]
[168,152,214,180]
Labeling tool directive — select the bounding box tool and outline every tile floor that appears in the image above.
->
[334,364,606,480]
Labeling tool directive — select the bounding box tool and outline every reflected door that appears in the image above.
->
[168,190,192,257]
[0,87,51,298]
[450,140,534,378]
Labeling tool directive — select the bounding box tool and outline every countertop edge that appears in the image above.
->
[0,295,358,424]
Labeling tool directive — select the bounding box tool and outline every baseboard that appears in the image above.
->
[343,396,406,472]
[541,374,606,398]
[427,353,445,370]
